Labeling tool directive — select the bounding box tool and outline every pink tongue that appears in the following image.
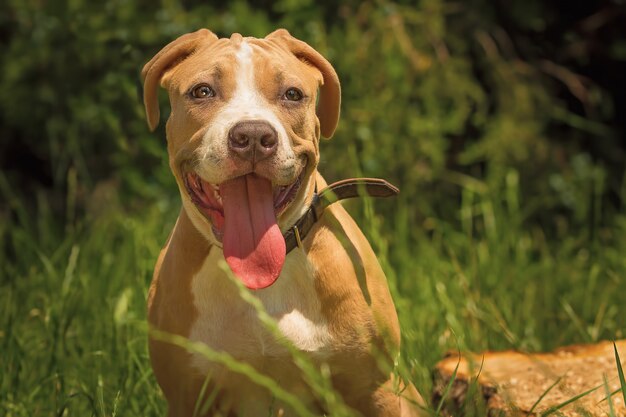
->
[221,174,286,289]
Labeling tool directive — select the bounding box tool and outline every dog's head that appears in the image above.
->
[142,29,340,289]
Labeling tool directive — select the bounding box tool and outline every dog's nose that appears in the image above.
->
[228,120,278,162]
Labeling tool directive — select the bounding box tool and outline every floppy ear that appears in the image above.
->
[265,29,341,139]
[141,29,218,131]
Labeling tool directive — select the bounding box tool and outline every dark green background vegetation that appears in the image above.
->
[1,0,625,415]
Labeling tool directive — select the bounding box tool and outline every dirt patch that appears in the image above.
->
[433,340,626,416]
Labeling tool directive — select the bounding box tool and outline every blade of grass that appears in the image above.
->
[528,376,562,414]
[464,355,487,416]
[97,374,106,417]
[192,373,213,417]
[603,374,616,417]
[614,342,626,408]
[148,327,317,417]
[560,300,591,343]
[540,383,601,416]
[435,352,461,415]
[598,387,622,404]
[219,260,358,417]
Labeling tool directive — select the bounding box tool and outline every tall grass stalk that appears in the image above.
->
[148,327,317,417]
[219,260,358,417]
[2,164,626,415]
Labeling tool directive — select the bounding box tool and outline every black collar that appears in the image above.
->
[283,178,399,253]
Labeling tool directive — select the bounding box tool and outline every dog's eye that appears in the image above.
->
[283,88,303,102]
[190,84,215,99]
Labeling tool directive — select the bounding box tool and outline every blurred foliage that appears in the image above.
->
[1,0,625,242]
[1,1,626,414]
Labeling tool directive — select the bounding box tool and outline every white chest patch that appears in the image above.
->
[274,309,331,352]
[187,247,333,373]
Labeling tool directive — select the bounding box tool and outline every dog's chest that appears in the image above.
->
[187,247,333,373]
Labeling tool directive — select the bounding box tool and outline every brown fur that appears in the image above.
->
[142,28,424,416]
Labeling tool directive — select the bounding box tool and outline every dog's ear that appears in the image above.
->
[266,29,341,139]
[141,29,218,131]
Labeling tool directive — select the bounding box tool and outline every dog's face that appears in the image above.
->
[142,29,340,289]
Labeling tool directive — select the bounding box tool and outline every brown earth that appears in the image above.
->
[432,340,626,416]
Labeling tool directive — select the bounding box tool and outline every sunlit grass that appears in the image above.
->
[1,167,625,416]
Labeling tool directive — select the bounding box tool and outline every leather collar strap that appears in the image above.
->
[283,178,399,254]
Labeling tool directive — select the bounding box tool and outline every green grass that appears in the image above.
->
[1,168,625,416]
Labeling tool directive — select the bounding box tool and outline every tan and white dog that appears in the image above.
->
[142,28,423,417]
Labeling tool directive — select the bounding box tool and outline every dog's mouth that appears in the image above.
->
[183,169,304,290]
[184,171,303,238]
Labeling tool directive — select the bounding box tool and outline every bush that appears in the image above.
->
[2,0,624,231]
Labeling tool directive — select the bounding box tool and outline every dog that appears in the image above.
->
[142,28,424,417]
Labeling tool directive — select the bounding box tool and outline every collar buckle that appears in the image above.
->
[282,177,399,254]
